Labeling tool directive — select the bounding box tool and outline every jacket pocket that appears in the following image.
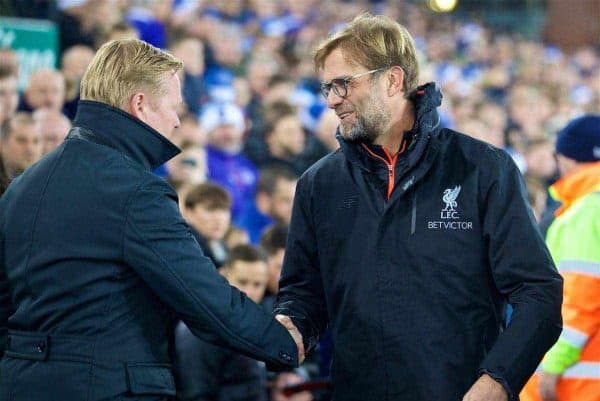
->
[126,363,175,396]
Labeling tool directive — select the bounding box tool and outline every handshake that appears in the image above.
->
[276,314,305,363]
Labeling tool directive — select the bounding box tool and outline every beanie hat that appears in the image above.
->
[555,114,600,162]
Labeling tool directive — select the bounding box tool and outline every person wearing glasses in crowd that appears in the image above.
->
[273,13,563,401]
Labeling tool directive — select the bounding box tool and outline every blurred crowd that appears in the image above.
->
[0,0,598,400]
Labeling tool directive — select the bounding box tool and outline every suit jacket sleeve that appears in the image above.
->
[274,175,328,352]
[478,153,563,398]
[122,178,298,370]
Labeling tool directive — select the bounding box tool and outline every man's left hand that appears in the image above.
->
[462,374,508,401]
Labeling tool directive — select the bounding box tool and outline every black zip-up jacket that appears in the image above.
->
[0,101,297,401]
[275,83,563,401]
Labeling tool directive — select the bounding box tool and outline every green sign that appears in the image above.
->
[0,17,59,90]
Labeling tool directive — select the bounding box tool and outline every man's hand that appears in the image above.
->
[462,374,508,401]
[538,372,559,401]
[275,314,305,363]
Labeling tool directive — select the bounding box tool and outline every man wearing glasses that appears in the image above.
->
[274,12,563,401]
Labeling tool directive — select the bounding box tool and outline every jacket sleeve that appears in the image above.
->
[541,194,600,375]
[541,266,600,374]
[122,178,298,370]
[478,153,563,399]
[274,175,328,352]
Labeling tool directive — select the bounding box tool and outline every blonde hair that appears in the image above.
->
[80,39,183,108]
[314,13,419,97]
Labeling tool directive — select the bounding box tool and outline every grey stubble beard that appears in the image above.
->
[339,87,391,144]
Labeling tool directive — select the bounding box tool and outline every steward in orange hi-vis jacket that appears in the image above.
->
[521,115,600,401]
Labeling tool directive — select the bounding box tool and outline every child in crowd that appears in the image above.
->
[183,182,232,268]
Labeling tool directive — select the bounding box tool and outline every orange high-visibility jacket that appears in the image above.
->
[521,162,600,401]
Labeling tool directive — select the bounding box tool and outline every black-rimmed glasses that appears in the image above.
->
[320,68,384,100]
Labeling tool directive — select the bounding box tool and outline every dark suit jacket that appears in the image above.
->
[0,100,297,401]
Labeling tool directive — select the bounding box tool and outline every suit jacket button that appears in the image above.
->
[36,342,45,353]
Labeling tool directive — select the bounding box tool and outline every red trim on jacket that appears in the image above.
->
[361,140,408,200]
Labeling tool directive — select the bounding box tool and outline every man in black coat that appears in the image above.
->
[274,13,562,401]
[0,39,303,401]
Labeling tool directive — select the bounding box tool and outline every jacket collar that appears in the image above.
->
[550,161,600,216]
[338,82,443,172]
[72,100,180,170]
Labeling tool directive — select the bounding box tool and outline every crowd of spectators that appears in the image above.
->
[1,0,598,400]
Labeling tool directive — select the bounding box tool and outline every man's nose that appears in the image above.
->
[326,90,344,109]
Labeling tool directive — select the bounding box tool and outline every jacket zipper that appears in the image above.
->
[361,144,405,200]
[384,151,396,200]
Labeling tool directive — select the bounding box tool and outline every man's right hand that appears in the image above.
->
[275,314,305,363]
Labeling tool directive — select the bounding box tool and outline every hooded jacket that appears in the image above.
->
[521,161,600,401]
[0,100,297,401]
[275,83,563,401]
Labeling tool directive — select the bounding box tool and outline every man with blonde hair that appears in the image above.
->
[274,13,562,401]
[0,39,302,401]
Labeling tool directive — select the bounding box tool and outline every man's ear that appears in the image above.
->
[127,92,148,121]
[386,66,405,97]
